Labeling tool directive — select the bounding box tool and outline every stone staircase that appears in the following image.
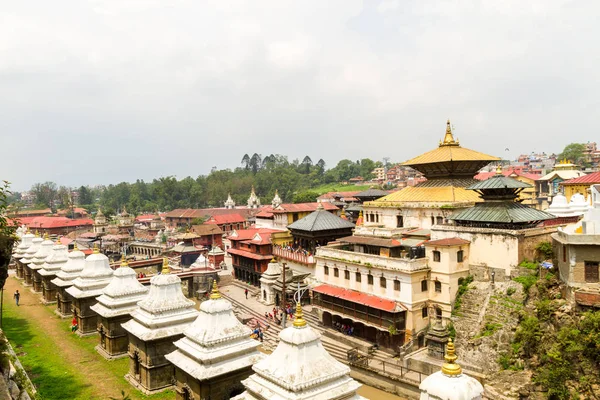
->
[452,281,492,344]
[219,290,391,367]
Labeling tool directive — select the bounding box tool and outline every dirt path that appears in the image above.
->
[4,275,171,400]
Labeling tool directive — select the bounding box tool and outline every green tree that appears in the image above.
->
[293,190,319,203]
[0,181,18,290]
[78,186,93,205]
[30,181,58,208]
[558,143,586,165]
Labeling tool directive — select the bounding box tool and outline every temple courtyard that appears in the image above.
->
[2,274,403,400]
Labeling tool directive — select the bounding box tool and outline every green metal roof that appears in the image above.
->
[449,201,555,224]
[354,188,389,199]
[467,175,531,190]
[288,210,355,232]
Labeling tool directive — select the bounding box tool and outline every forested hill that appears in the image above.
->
[15,155,385,217]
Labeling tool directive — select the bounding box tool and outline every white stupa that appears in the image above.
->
[121,259,199,342]
[39,239,70,303]
[419,338,484,400]
[165,281,264,397]
[259,259,283,305]
[546,193,575,217]
[232,303,366,400]
[51,243,86,288]
[14,229,34,262]
[21,234,43,266]
[247,186,261,209]
[91,257,149,319]
[271,190,282,208]
[66,245,114,300]
[30,234,56,290]
[225,193,236,209]
[568,192,590,216]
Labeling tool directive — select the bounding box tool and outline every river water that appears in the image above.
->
[357,385,408,399]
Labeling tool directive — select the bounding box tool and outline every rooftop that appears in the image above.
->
[561,171,600,185]
[288,208,355,232]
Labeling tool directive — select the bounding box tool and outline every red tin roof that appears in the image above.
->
[562,171,600,185]
[226,248,273,260]
[312,284,401,313]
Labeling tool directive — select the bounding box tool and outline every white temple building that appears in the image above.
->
[166,281,264,400]
[225,194,236,209]
[38,239,69,304]
[66,245,114,335]
[91,257,149,359]
[419,338,484,400]
[232,303,366,400]
[247,186,261,209]
[30,234,55,292]
[122,258,199,394]
[545,192,589,218]
[271,190,282,208]
[52,243,87,317]
[14,229,34,279]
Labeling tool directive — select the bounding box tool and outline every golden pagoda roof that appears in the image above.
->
[368,186,482,206]
[402,120,499,167]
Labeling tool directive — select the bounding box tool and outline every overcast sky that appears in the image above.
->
[1,0,598,191]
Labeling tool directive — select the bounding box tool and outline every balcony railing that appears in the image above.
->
[273,247,316,265]
[316,246,429,273]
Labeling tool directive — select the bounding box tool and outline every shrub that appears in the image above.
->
[453,275,474,314]
[519,259,539,270]
[506,287,516,296]
[514,316,541,358]
[513,275,538,293]
[535,241,554,261]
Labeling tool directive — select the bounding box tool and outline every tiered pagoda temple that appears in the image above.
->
[14,229,34,279]
[21,234,43,286]
[122,259,199,394]
[52,243,86,317]
[90,256,149,359]
[66,245,114,335]
[39,239,69,304]
[30,234,55,293]
[363,120,499,230]
[449,166,556,229]
[232,303,366,400]
[287,202,355,253]
[166,282,264,400]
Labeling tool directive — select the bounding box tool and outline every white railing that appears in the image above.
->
[315,246,429,272]
[273,247,316,265]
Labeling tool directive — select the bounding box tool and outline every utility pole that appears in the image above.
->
[282,261,287,328]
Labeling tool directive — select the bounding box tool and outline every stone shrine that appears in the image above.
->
[122,259,199,394]
[21,234,43,286]
[39,239,69,304]
[419,338,484,400]
[90,257,149,359]
[232,303,366,400]
[66,245,114,335]
[425,316,450,359]
[166,281,264,400]
[259,259,282,305]
[14,229,34,279]
[30,234,55,293]
[51,243,86,317]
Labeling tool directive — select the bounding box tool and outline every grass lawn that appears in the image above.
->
[310,183,374,195]
[2,287,175,400]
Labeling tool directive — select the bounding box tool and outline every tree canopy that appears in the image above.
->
[558,143,587,166]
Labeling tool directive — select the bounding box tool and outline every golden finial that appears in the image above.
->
[210,280,221,300]
[440,119,459,147]
[34,230,40,238]
[496,164,503,175]
[55,236,61,244]
[73,242,78,251]
[293,302,307,328]
[93,243,100,254]
[120,254,128,267]
[341,208,347,219]
[441,338,462,376]
[162,257,170,274]
[43,232,49,240]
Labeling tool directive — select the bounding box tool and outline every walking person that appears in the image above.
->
[13,290,20,306]
[244,288,248,299]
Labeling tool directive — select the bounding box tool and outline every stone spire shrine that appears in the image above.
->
[65,244,114,335]
[21,233,43,286]
[51,243,86,317]
[419,338,484,400]
[225,193,236,209]
[91,256,149,359]
[247,186,261,209]
[39,238,69,304]
[31,234,55,293]
[122,258,199,394]
[233,303,366,400]
[14,229,34,279]
[166,281,264,400]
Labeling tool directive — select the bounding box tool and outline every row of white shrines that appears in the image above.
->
[10,227,483,400]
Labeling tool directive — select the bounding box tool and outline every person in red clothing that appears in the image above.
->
[71,316,78,333]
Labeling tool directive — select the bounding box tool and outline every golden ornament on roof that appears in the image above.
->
[293,302,307,328]
[441,338,462,376]
[210,280,221,300]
